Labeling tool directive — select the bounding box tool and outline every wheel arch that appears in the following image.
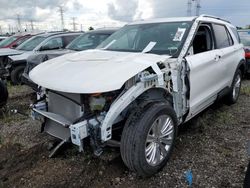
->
[237,58,246,76]
[101,83,173,142]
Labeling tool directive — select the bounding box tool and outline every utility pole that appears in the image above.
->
[25,23,28,32]
[17,14,22,32]
[187,0,192,16]
[72,17,77,31]
[195,0,201,16]
[58,6,65,31]
[8,25,11,34]
[30,20,34,31]
[80,24,83,32]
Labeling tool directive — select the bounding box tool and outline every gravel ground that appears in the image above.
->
[0,81,250,188]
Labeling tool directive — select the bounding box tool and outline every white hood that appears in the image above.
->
[30,49,171,93]
[0,48,24,56]
[9,51,34,61]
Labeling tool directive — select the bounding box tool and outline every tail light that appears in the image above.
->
[246,52,250,59]
[244,48,250,59]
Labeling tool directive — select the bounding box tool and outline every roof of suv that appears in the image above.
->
[129,15,232,27]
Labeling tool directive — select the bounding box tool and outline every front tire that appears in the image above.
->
[120,102,177,177]
[226,69,242,104]
[10,65,25,85]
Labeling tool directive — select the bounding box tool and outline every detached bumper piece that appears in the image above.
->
[33,108,72,127]
[33,107,89,157]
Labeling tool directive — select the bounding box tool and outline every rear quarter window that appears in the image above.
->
[213,24,233,49]
[230,27,241,43]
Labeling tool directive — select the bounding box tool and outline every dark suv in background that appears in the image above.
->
[1,32,81,84]
[238,30,250,74]
[22,28,118,89]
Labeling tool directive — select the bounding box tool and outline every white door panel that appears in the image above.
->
[186,49,223,116]
[220,44,243,86]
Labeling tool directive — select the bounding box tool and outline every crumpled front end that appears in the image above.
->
[32,87,123,156]
[31,63,174,157]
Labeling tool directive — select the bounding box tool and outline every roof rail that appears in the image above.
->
[199,14,231,24]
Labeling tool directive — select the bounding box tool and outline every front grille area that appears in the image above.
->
[44,91,84,140]
[47,91,84,122]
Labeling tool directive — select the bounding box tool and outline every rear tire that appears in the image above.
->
[10,65,25,85]
[120,102,177,177]
[226,69,242,105]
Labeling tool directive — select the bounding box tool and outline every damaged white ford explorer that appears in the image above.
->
[29,15,246,176]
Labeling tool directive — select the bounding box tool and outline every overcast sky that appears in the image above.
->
[0,0,249,33]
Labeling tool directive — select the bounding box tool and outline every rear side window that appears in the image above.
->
[213,24,233,49]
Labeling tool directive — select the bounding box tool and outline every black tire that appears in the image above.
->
[244,161,250,188]
[10,65,25,85]
[120,102,177,177]
[0,80,8,108]
[226,69,242,105]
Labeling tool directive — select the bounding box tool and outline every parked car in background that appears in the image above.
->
[1,32,81,84]
[29,15,245,176]
[22,28,118,89]
[0,33,33,49]
[0,36,8,42]
[238,30,250,74]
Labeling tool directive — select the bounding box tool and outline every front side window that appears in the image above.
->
[16,36,46,51]
[98,22,192,57]
[213,24,233,49]
[40,37,63,50]
[189,24,214,55]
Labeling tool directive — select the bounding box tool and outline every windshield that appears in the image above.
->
[16,36,46,51]
[98,22,191,57]
[0,36,18,47]
[67,32,111,51]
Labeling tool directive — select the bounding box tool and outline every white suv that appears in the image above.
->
[29,15,246,176]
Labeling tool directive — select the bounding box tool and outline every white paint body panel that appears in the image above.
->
[185,23,245,119]
[30,49,171,93]
[9,51,34,61]
[0,48,24,56]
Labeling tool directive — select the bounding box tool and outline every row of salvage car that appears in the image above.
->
[0,15,250,177]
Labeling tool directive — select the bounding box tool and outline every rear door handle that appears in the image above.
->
[214,55,221,62]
